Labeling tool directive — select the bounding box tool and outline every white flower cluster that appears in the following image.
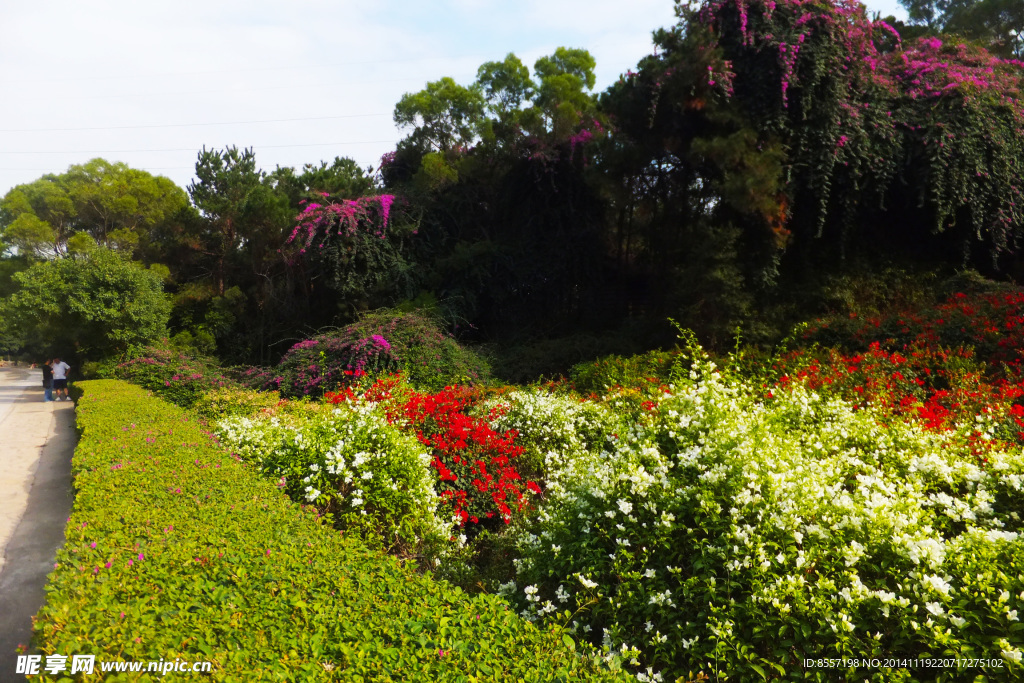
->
[482,389,621,478]
[216,402,450,548]
[506,353,1024,680]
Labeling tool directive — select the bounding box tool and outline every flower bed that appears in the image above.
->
[101,283,1024,681]
[504,350,1024,681]
[32,380,631,682]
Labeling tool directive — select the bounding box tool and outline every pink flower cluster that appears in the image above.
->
[882,38,1024,119]
[288,194,397,250]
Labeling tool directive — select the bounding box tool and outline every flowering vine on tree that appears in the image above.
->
[288,193,396,251]
[687,0,1024,265]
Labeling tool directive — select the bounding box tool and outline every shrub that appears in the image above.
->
[113,345,237,407]
[400,386,536,531]
[482,389,622,483]
[268,334,399,399]
[569,350,676,397]
[796,288,1024,447]
[192,386,282,421]
[33,380,631,682]
[504,349,1024,681]
[805,289,1024,373]
[79,357,120,380]
[258,310,490,398]
[215,402,447,556]
[344,310,490,390]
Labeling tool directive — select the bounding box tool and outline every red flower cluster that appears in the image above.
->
[327,378,537,529]
[403,387,534,527]
[807,291,1024,373]
[780,291,1024,450]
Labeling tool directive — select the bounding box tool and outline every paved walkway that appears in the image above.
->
[0,366,76,681]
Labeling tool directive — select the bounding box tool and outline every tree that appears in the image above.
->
[476,54,536,146]
[188,146,291,297]
[392,48,604,168]
[477,53,535,120]
[0,178,76,258]
[0,248,170,358]
[530,48,600,138]
[382,48,613,341]
[394,78,487,153]
[65,159,189,251]
[899,0,1023,57]
[268,157,376,206]
[605,0,1024,282]
[0,159,188,259]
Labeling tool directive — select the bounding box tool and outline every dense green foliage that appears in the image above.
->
[0,159,189,259]
[0,248,170,357]
[0,4,1018,356]
[600,0,1024,305]
[3,0,1022,369]
[32,381,631,682]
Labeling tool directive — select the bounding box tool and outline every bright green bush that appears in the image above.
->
[0,247,170,357]
[215,403,447,555]
[32,380,632,682]
[504,350,1024,682]
[193,386,282,420]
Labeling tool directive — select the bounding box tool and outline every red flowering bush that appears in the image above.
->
[773,288,1024,447]
[774,342,929,411]
[404,387,535,528]
[806,289,1024,367]
[327,377,538,531]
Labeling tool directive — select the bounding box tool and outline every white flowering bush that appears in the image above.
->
[216,403,450,554]
[504,348,1024,681]
[482,389,623,482]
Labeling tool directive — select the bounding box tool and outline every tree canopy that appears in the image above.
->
[0,247,171,358]
[899,0,1023,57]
[0,159,189,260]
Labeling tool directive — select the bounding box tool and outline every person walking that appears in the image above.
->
[41,358,54,401]
[51,357,71,401]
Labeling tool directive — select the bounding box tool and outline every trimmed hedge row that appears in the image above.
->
[32,381,629,682]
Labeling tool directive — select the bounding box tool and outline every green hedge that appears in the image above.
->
[32,381,629,682]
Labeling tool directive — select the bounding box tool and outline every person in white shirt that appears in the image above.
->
[52,357,71,401]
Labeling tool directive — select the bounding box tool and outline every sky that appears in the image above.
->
[0,0,908,198]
